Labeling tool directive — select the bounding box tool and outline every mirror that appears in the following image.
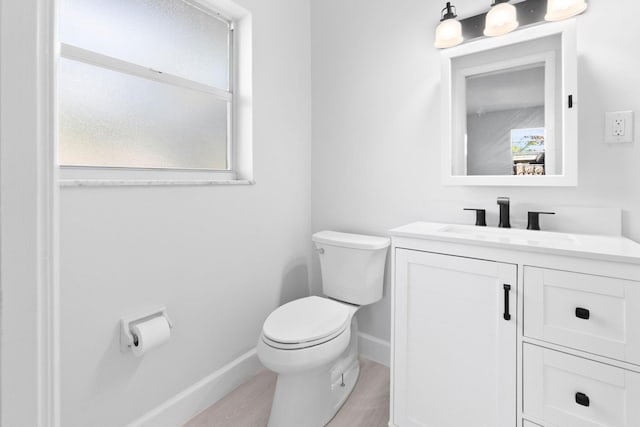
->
[441,21,577,186]
[467,63,547,176]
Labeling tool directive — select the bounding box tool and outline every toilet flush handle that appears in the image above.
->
[315,247,325,254]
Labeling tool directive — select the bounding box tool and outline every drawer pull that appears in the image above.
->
[575,307,590,320]
[575,392,590,407]
[503,284,511,321]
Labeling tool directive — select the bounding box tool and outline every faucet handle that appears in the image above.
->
[497,197,511,228]
[527,211,555,231]
[464,208,487,226]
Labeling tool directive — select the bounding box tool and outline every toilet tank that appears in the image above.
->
[312,231,390,305]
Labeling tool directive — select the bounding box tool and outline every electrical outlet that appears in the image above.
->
[605,111,634,143]
[613,118,625,136]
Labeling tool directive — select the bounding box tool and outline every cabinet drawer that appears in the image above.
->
[524,266,640,365]
[523,344,640,427]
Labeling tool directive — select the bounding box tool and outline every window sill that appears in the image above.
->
[58,166,254,187]
[60,178,255,187]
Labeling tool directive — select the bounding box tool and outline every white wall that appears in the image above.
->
[310,0,640,342]
[59,0,311,425]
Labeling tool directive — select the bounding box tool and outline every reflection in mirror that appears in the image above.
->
[466,64,545,176]
[452,34,561,178]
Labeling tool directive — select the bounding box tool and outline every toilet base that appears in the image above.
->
[268,358,359,427]
[267,319,360,427]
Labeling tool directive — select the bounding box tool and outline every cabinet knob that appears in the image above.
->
[575,307,590,320]
[575,392,590,407]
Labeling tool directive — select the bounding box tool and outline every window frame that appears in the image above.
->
[58,0,254,186]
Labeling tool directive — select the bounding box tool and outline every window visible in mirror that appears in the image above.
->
[512,128,545,175]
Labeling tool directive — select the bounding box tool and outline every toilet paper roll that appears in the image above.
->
[131,316,171,357]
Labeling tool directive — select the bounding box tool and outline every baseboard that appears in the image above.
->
[127,348,262,427]
[126,335,388,427]
[358,332,390,367]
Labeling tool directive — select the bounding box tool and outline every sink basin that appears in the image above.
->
[439,224,577,246]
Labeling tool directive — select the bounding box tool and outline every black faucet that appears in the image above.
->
[463,208,487,226]
[527,211,555,230]
[497,197,511,228]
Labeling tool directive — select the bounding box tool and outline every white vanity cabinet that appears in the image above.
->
[393,249,517,427]
[389,222,640,427]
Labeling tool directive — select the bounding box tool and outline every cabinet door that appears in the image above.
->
[392,249,517,427]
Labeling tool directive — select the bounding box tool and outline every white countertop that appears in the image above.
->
[389,222,640,265]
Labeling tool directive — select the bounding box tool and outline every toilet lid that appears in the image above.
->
[263,296,350,344]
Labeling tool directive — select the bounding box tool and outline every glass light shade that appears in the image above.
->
[484,2,519,37]
[545,0,588,21]
[434,19,463,49]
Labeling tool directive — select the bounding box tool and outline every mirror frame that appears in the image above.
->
[441,20,577,186]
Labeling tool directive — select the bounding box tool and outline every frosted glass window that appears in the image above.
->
[59,0,235,171]
[61,0,230,89]
[59,58,228,170]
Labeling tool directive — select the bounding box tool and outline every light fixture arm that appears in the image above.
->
[441,2,457,21]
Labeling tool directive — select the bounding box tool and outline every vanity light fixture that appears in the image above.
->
[435,0,587,49]
[484,0,519,37]
[434,2,464,49]
[545,0,588,21]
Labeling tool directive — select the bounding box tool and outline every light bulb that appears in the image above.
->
[484,2,519,37]
[435,18,464,48]
[545,0,588,21]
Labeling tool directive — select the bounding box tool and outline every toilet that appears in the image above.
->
[257,230,390,427]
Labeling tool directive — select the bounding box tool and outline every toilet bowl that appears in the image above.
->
[257,296,361,427]
[258,296,358,375]
[257,231,390,427]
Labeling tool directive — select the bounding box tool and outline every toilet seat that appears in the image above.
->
[263,322,349,350]
[262,296,352,350]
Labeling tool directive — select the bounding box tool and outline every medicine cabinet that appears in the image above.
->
[441,20,577,186]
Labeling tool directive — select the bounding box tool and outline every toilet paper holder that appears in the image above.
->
[120,306,174,353]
